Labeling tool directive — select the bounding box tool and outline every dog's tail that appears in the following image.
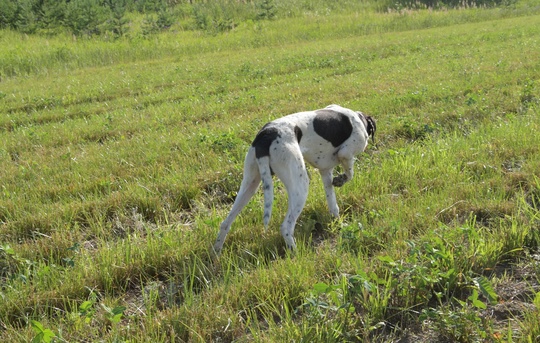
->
[256,156,273,229]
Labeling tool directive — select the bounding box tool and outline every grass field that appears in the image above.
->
[1,1,540,342]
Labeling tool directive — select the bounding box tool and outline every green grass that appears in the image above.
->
[1,2,540,342]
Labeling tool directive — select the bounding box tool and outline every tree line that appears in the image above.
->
[0,0,281,36]
[0,0,514,37]
[0,0,183,36]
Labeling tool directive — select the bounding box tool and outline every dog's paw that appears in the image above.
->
[332,174,348,187]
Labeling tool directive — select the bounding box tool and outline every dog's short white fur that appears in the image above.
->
[214,104,376,253]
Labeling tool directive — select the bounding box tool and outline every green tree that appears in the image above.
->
[38,0,67,30]
[14,0,38,34]
[0,0,18,29]
[141,1,174,35]
[64,0,107,36]
[103,0,130,37]
[256,0,276,20]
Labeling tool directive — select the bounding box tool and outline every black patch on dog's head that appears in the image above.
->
[252,123,280,158]
[313,109,353,147]
[294,125,303,144]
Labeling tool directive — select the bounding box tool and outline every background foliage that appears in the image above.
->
[0,0,518,36]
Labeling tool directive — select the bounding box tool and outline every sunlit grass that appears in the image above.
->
[1,3,540,342]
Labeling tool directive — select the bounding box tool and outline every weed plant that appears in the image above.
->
[1,1,540,341]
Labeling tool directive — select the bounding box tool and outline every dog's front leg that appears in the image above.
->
[320,168,339,217]
[332,155,355,187]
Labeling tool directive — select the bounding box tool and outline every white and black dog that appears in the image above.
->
[213,104,376,253]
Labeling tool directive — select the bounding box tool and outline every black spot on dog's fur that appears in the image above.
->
[313,110,353,147]
[252,123,280,158]
[294,125,303,143]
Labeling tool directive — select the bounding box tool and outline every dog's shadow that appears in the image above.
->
[296,207,341,248]
[211,211,338,262]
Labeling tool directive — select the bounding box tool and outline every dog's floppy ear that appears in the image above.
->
[365,116,376,143]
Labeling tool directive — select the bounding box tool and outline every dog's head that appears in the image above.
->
[365,116,376,143]
[357,112,376,143]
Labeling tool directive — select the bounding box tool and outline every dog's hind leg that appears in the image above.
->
[319,168,339,217]
[214,149,261,253]
[256,156,274,230]
[274,147,309,250]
